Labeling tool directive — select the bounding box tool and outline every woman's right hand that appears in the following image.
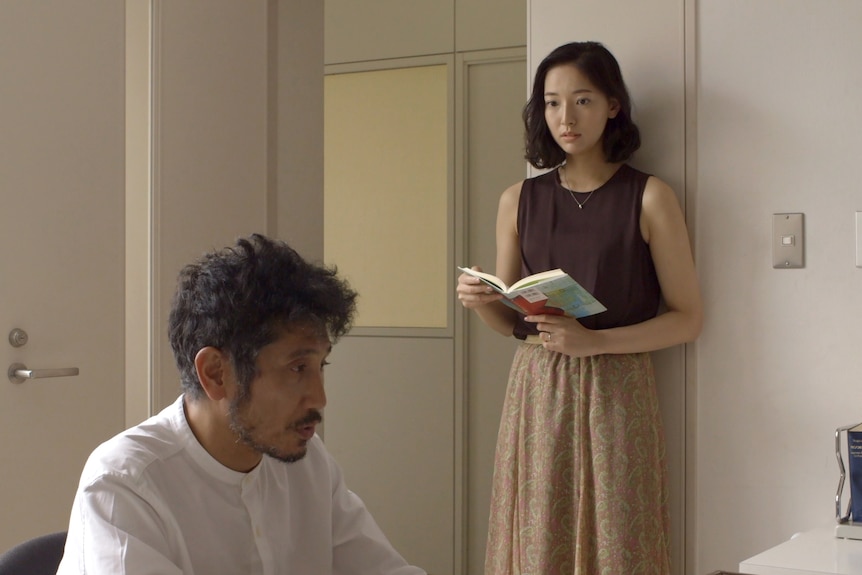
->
[456,266,503,309]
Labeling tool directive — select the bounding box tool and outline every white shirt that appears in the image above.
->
[56,396,426,575]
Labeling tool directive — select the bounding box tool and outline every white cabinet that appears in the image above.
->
[740,527,862,575]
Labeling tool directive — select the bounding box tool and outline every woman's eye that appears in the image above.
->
[577,98,590,105]
[544,100,558,107]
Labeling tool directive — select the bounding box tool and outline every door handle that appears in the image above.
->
[7,362,79,384]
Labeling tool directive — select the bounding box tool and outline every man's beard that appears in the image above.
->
[227,387,322,463]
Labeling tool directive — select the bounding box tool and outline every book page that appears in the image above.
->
[509,268,565,291]
[457,267,508,291]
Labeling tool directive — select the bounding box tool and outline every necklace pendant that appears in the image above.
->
[561,166,595,209]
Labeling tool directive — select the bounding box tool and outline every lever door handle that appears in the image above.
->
[7,362,79,384]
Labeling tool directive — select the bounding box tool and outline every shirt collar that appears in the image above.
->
[169,394,261,486]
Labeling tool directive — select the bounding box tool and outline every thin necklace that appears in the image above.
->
[560,166,595,209]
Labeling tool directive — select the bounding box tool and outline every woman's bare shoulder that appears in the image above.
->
[499,179,525,209]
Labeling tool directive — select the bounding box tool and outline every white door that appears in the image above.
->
[0,1,126,550]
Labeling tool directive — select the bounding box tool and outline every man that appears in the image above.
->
[57,234,426,575]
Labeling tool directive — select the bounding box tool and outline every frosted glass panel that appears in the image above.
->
[324,65,448,328]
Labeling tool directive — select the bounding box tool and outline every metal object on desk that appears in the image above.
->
[835,424,862,539]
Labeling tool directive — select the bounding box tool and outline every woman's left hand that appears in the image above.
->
[524,314,601,357]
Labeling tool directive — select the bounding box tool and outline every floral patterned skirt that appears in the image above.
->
[484,344,670,575]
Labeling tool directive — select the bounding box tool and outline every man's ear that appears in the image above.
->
[194,347,230,401]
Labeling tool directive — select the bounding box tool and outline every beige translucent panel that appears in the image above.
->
[324,65,448,328]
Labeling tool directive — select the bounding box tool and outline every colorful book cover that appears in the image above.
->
[503,274,606,319]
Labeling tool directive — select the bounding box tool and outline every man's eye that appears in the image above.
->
[291,364,307,373]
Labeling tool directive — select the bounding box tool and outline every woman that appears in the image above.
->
[457,41,702,574]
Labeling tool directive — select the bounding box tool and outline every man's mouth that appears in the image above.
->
[296,423,317,441]
[293,411,323,440]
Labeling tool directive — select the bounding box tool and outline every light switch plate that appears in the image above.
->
[772,213,804,268]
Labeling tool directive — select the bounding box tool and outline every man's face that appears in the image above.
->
[227,325,331,463]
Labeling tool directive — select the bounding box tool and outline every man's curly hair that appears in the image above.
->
[168,234,357,399]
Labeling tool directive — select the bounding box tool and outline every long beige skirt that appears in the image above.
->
[484,344,670,575]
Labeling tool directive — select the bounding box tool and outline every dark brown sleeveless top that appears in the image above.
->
[513,164,660,339]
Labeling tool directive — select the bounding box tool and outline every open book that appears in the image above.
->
[458,267,606,319]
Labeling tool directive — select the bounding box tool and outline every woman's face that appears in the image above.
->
[543,64,619,160]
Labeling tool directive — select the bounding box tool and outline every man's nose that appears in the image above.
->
[307,371,327,410]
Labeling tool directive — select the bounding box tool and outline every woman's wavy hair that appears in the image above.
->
[523,41,641,169]
[168,234,357,399]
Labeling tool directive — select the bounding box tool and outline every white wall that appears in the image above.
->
[696,0,862,571]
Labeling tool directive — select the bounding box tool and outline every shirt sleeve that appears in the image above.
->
[328,456,427,575]
[56,473,186,575]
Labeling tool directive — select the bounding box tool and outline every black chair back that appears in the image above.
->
[0,531,67,575]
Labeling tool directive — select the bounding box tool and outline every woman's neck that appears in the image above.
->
[559,158,622,192]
